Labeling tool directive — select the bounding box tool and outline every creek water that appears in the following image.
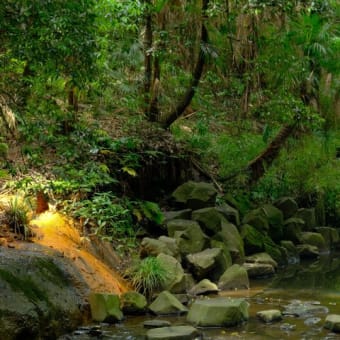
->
[61,253,340,340]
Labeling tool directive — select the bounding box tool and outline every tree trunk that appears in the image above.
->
[247,123,296,183]
[143,0,153,117]
[162,0,209,128]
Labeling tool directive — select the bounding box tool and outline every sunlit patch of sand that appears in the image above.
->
[30,212,129,294]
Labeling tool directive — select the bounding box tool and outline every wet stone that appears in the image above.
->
[144,320,172,328]
[257,309,282,323]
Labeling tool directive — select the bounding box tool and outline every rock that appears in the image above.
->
[324,314,340,333]
[209,240,232,267]
[170,273,196,294]
[187,297,249,327]
[243,262,275,278]
[218,264,249,290]
[146,325,200,340]
[245,252,278,269]
[280,240,299,264]
[173,294,190,305]
[212,220,244,262]
[172,181,217,209]
[141,237,180,259]
[314,227,339,248]
[240,224,264,254]
[242,209,269,233]
[257,309,282,323]
[0,247,91,339]
[191,207,224,235]
[163,209,192,223]
[89,293,123,322]
[299,232,327,252]
[157,254,184,293]
[167,220,209,255]
[216,203,240,226]
[148,291,188,315]
[187,279,219,296]
[283,218,305,243]
[120,291,147,315]
[296,244,320,259]
[186,248,230,281]
[144,320,172,328]
[261,204,284,242]
[158,236,180,259]
[283,300,328,317]
[295,208,316,230]
[274,197,298,219]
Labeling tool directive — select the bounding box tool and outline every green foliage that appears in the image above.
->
[252,132,340,223]
[2,197,31,238]
[138,201,164,225]
[125,256,167,298]
[66,192,134,240]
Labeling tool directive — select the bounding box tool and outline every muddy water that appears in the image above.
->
[62,253,340,339]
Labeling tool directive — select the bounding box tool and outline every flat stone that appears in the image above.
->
[146,325,200,340]
[144,320,172,328]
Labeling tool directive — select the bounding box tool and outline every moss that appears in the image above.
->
[34,258,69,287]
[0,268,49,304]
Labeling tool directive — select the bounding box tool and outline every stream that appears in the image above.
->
[60,253,340,339]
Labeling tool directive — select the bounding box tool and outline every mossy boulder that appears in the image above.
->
[240,224,264,255]
[191,207,224,235]
[141,237,180,260]
[298,232,327,252]
[89,293,123,322]
[166,219,209,255]
[187,297,249,327]
[172,181,217,209]
[242,209,269,233]
[261,204,284,242]
[314,227,339,248]
[157,254,185,293]
[0,247,90,340]
[274,197,298,219]
[170,273,196,294]
[216,203,240,226]
[212,221,244,262]
[295,208,316,231]
[280,240,299,263]
[186,248,230,282]
[218,264,249,290]
[245,252,278,269]
[163,209,192,223]
[283,218,305,243]
[149,291,188,315]
[296,244,319,259]
[243,262,275,278]
[121,291,147,315]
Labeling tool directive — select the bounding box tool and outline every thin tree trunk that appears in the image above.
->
[162,0,209,128]
[143,0,153,117]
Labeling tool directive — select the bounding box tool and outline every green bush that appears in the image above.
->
[125,256,167,298]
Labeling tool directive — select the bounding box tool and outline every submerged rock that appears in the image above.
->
[146,325,200,340]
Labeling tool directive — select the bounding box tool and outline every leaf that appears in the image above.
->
[122,166,137,177]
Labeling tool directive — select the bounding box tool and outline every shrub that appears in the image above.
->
[125,256,167,298]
